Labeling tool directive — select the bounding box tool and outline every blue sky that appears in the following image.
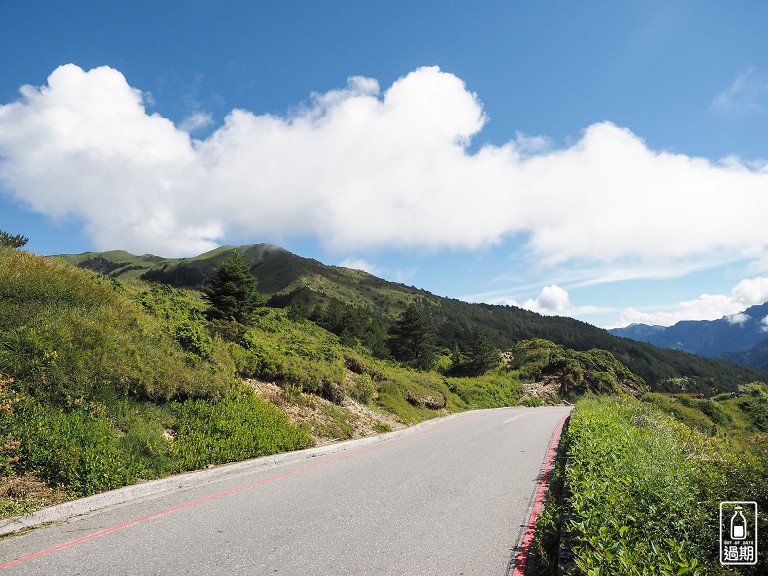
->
[2,1,768,328]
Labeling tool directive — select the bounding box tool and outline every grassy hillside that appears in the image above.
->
[1,246,657,517]
[59,245,768,393]
[0,248,314,514]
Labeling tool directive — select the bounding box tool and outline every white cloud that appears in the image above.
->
[1,63,768,276]
[725,312,750,326]
[179,111,214,133]
[731,277,768,307]
[516,284,571,315]
[761,316,768,333]
[337,257,381,276]
[613,277,768,328]
[509,284,599,318]
[711,67,768,115]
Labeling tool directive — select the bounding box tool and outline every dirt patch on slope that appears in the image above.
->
[244,378,403,446]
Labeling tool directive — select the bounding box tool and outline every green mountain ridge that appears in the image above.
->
[57,244,768,393]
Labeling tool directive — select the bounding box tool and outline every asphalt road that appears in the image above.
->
[0,406,570,575]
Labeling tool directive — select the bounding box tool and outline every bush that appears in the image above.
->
[447,373,521,408]
[135,285,213,360]
[235,309,346,397]
[0,373,20,476]
[348,373,376,404]
[509,339,646,398]
[520,396,542,407]
[738,382,768,432]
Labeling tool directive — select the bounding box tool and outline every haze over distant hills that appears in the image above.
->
[610,302,768,371]
[55,244,768,394]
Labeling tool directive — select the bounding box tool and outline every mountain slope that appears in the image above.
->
[723,336,768,371]
[609,323,665,342]
[57,245,768,393]
[609,302,768,369]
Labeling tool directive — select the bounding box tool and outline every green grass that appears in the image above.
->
[168,386,313,471]
[0,249,232,403]
[535,396,768,575]
[445,372,522,408]
[643,384,768,452]
[0,249,313,512]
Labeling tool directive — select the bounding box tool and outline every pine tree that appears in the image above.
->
[466,328,501,375]
[0,230,28,248]
[388,302,436,370]
[202,250,262,323]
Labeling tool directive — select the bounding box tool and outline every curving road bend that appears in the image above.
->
[0,405,571,575]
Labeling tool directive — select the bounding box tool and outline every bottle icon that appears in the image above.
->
[731,506,747,540]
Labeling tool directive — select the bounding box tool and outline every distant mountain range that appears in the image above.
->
[54,245,768,392]
[610,302,768,371]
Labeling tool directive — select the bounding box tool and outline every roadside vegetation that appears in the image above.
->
[535,389,768,574]
[0,247,313,515]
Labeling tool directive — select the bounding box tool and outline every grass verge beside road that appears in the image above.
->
[535,395,768,575]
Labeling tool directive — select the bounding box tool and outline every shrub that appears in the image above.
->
[520,396,542,407]
[135,285,213,359]
[447,373,521,408]
[235,309,346,397]
[509,339,646,398]
[0,373,20,476]
[348,373,376,404]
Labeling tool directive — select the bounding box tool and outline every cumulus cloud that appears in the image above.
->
[614,277,768,327]
[509,284,599,318]
[516,284,571,315]
[2,63,768,273]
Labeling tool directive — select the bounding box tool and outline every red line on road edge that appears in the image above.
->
[512,413,568,576]
[0,412,479,570]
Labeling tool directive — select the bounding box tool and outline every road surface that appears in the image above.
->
[0,405,570,575]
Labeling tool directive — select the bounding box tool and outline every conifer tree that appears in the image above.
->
[466,328,501,375]
[202,250,262,323]
[0,230,28,248]
[388,302,436,370]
